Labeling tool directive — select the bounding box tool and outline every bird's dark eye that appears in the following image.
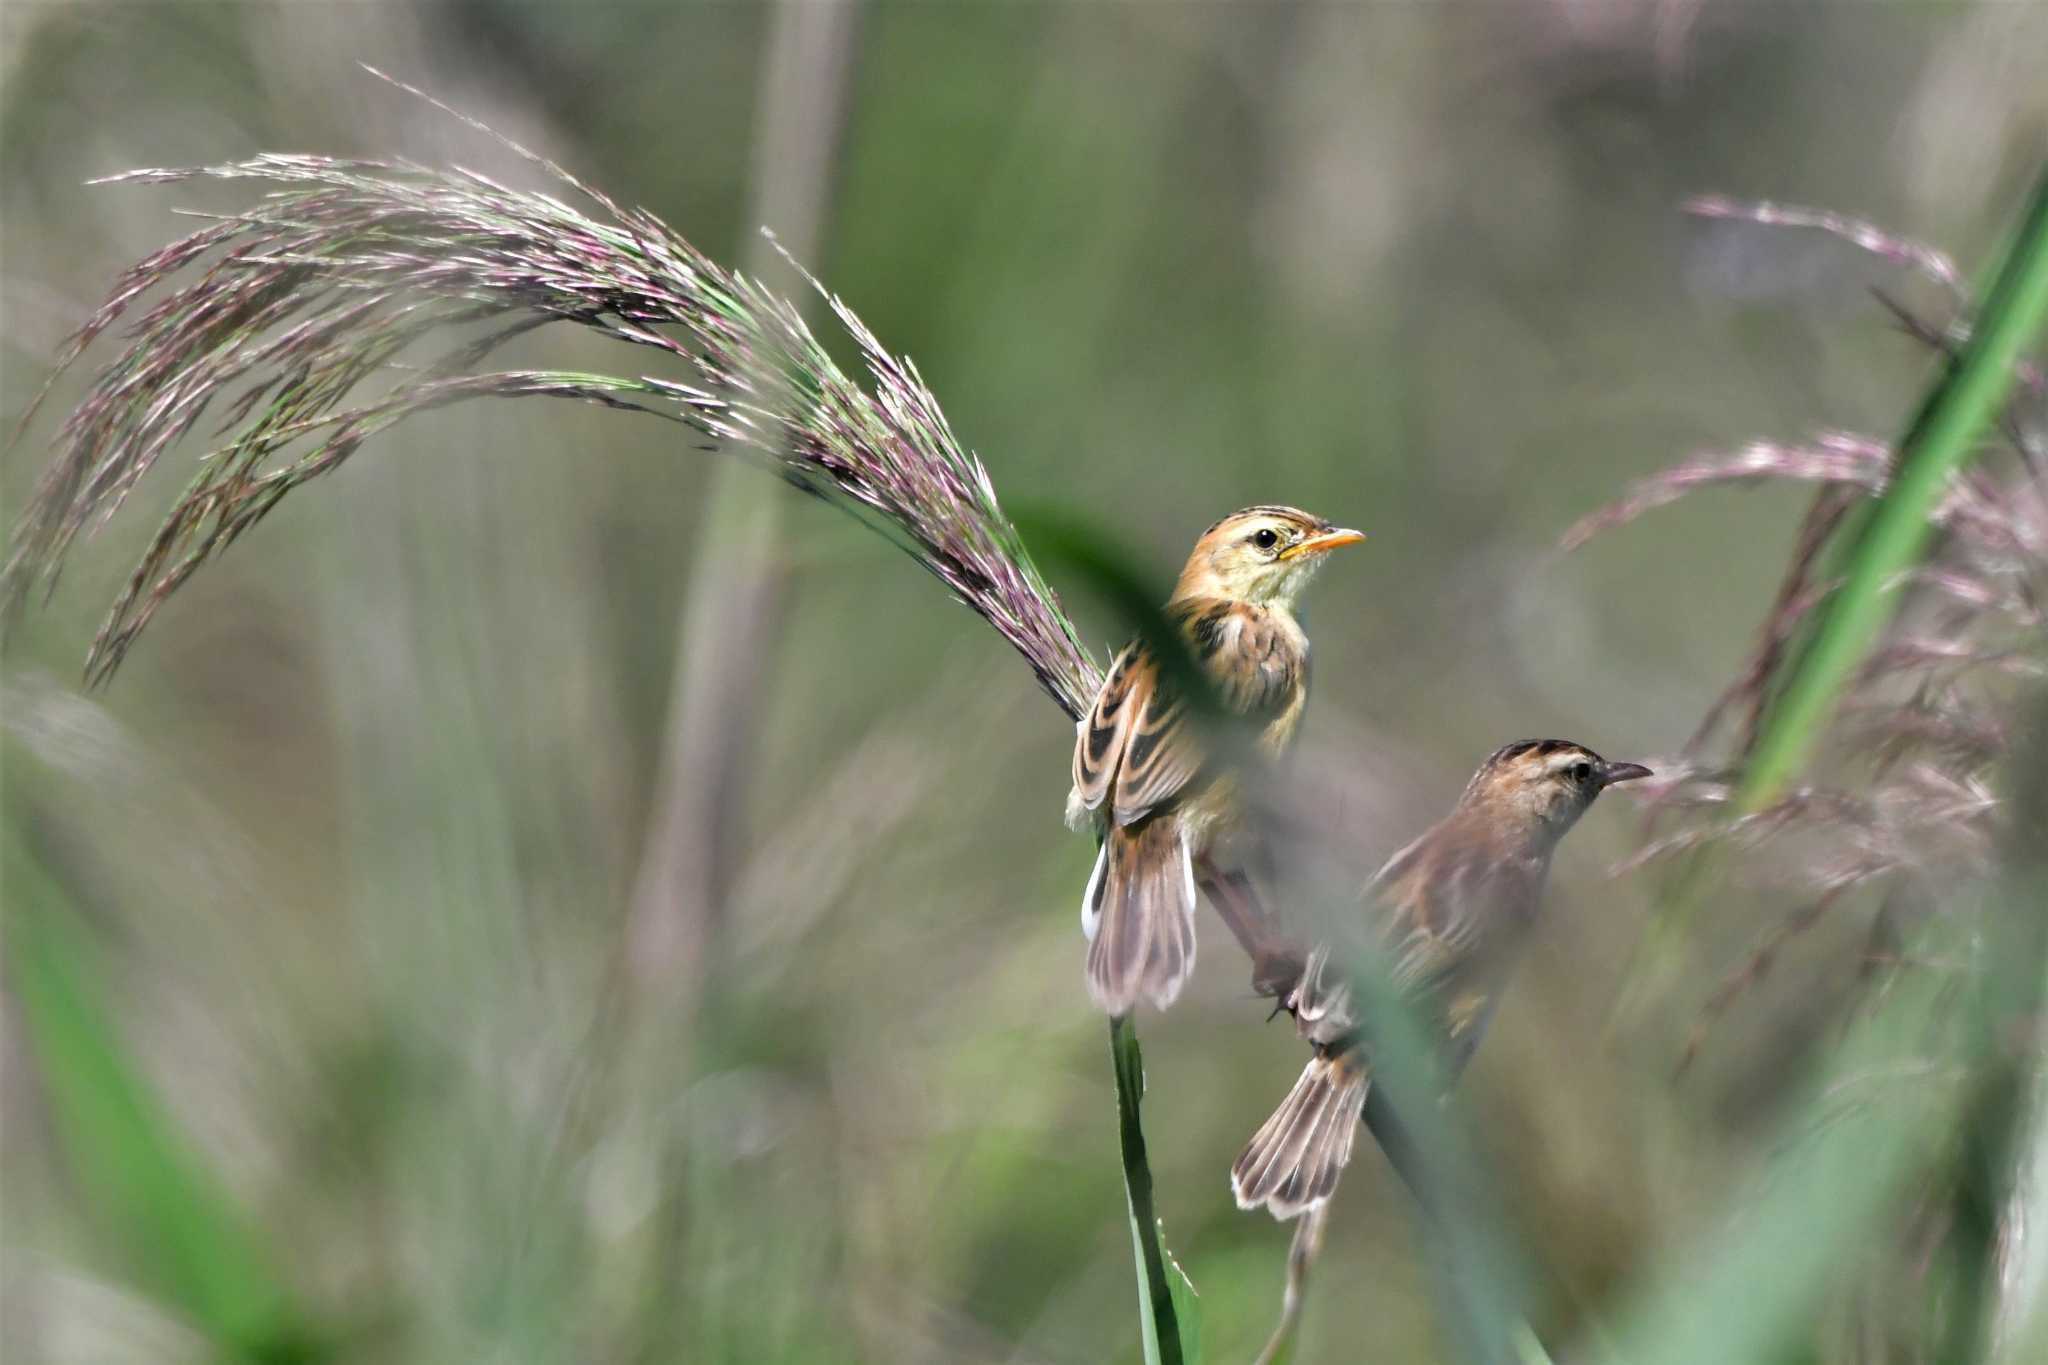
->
[1252,527,1280,551]
[1569,761,1594,783]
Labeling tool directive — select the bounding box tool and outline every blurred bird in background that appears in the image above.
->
[1066,506,1363,1015]
[1233,739,1652,1218]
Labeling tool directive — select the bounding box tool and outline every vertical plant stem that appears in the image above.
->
[1738,169,2048,810]
[1110,1015,1186,1365]
[625,0,865,992]
[1253,1203,1327,1365]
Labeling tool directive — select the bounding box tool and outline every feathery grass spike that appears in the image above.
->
[1568,183,2048,1037]
[1,74,1101,716]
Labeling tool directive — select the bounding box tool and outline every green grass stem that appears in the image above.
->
[1110,1015,1194,1365]
[1738,169,2048,809]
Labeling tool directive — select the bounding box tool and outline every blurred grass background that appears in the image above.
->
[3,3,2046,1362]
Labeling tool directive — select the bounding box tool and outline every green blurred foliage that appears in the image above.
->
[4,2,2045,1362]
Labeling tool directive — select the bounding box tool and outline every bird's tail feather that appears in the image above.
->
[1231,1052,1368,1219]
[1083,819,1197,1015]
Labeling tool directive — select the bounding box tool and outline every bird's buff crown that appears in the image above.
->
[1458,739,1655,838]
[1172,505,1365,606]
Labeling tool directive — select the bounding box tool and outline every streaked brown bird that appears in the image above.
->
[1065,506,1364,1016]
[1231,739,1651,1219]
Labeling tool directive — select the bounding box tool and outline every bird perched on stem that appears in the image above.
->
[1066,506,1364,1016]
[1232,739,1651,1219]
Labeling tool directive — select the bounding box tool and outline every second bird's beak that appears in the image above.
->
[1596,760,1654,787]
[1279,527,1366,560]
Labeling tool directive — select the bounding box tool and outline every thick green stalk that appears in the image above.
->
[1110,1015,1190,1365]
[1738,169,2048,809]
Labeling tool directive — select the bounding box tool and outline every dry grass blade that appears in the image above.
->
[1560,433,1890,553]
[2,84,1102,715]
[1684,195,1968,302]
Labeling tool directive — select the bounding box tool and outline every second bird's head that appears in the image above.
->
[1459,739,1653,840]
[1174,505,1365,606]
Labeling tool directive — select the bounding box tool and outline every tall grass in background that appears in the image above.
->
[1567,176,2048,1362]
[5,62,2047,1365]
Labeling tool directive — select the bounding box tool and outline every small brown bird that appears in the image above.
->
[1232,739,1651,1219]
[1066,506,1364,1016]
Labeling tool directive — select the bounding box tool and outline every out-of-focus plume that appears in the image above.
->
[1,71,1104,718]
[1568,197,2047,1065]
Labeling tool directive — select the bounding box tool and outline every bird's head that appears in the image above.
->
[1457,739,1652,844]
[1172,505,1364,606]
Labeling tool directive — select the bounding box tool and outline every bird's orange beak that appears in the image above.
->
[1279,527,1365,560]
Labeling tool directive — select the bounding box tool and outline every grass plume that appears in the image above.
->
[1571,187,2048,1070]
[1,72,1102,718]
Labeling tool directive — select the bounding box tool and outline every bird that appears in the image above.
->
[1065,506,1364,1016]
[1231,739,1652,1219]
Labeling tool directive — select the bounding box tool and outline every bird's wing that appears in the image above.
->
[1071,641,1146,815]
[1071,599,1306,828]
[1381,836,1499,993]
[1382,828,1545,1074]
[1286,836,1484,1050]
[1289,850,1514,1054]
[1070,637,1206,827]
[1365,827,1431,898]
[1289,819,1539,1064]
[1184,599,1305,715]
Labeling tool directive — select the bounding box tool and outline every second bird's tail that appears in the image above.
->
[1231,1051,1368,1219]
[1082,818,1197,1015]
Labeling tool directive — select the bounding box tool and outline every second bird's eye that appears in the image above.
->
[1253,528,1280,551]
